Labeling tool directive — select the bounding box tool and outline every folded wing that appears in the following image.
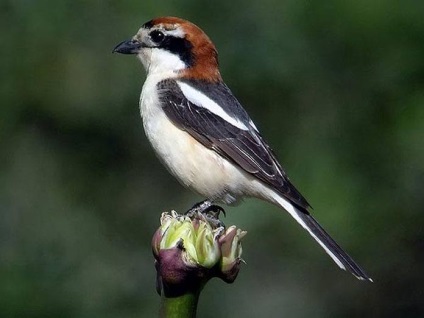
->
[157,78,310,211]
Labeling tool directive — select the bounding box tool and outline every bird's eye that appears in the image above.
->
[150,30,165,44]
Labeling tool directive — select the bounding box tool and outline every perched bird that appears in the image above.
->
[114,17,372,281]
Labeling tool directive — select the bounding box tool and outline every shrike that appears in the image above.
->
[114,16,371,281]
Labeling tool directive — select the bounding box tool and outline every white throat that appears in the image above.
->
[138,48,186,76]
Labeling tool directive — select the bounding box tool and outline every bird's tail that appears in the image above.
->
[274,194,372,282]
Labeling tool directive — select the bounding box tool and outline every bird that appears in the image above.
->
[113,16,372,281]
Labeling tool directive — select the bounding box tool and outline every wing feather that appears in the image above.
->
[157,79,310,210]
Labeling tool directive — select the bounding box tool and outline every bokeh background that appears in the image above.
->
[1,1,424,317]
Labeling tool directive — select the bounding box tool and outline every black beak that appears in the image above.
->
[113,39,142,54]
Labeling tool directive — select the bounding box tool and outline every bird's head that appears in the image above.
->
[114,17,221,81]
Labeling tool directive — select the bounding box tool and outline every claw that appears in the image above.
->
[186,199,212,216]
[185,200,226,228]
[207,205,226,218]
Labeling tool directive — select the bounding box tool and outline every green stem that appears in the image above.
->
[159,290,200,318]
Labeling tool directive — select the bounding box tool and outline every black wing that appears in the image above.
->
[157,78,310,210]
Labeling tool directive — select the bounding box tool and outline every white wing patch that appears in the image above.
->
[249,119,259,132]
[177,81,249,131]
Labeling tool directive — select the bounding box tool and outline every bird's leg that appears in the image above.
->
[186,199,226,228]
[186,199,226,217]
[187,199,213,214]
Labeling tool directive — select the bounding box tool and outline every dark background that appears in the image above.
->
[1,1,423,317]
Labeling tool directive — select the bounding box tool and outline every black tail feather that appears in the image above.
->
[297,211,372,281]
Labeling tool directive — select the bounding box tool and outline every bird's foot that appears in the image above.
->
[185,199,226,228]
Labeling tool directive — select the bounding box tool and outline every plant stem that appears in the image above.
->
[159,290,200,318]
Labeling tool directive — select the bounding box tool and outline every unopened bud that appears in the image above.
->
[152,210,247,295]
[218,225,247,283]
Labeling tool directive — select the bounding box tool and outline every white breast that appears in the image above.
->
[139,74,269,205]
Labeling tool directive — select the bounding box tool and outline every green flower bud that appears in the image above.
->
[153,211,222,269]
[152,210,247,295]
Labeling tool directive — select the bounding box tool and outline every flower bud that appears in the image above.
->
[153,211,222,269]
[218,225,247,283]
[152,210,246,295]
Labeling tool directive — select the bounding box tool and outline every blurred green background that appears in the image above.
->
[1,0,424,317]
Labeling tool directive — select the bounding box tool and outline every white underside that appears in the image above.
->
[140,71,347,272]
[140,72,273,205]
